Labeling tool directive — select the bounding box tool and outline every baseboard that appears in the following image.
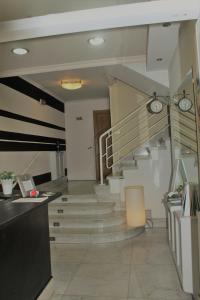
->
[37,278,54,300]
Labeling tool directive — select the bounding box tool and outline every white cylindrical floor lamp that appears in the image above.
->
[125,185,145,227]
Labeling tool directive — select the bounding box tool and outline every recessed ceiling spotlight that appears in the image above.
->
[88,36,105,46]
[162,22,171,27]
[11,48,29,55]
[156,58,163,62]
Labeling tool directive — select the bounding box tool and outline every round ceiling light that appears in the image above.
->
[88,36,105,46]
[12,48,29,55]
[61,80,82,90]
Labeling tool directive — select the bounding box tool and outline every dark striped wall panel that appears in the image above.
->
[0,109,65,132]
[0,76,66,184]
[0,77,64,113]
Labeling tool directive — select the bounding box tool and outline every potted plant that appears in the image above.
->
[0,171,16,195]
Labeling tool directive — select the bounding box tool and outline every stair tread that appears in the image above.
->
[49,224,141,235]
[49,202,114,207]
[49,211,125,220]
[62,194,96,198]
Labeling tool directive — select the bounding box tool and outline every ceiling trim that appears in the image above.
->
[0,0,199,43]
[0,55,146,78]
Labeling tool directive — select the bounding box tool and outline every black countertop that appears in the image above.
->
[0,192,61,229]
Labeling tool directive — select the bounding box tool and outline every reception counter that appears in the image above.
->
[0,192,61,300]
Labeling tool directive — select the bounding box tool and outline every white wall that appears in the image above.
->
[121,141,172,219]
[125,62,169,87]
[65,98,109,180]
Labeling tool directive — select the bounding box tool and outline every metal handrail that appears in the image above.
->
[174,139,197,154]
[172,116,196,131]
[100,98,153,140]
[173,127,197,143]
[105,111,167,152]
[99,99,169,184]
[106,114,168,161]
[109,124,170,169]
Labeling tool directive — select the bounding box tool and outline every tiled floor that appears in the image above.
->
[49,228,192,300]
[37,178,95,195]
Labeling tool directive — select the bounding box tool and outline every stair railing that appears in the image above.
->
[99,99,169,184]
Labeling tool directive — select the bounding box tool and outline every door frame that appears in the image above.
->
[93,109,111,182]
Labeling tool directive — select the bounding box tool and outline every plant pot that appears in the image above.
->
[1,179,13,195]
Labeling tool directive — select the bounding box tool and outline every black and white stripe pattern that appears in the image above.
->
[0,76,66,152]
[0,76,64,112]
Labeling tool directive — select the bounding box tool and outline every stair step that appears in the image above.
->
[120,160,138,168]
[51,195,98,204]
[49,212,125,229]
[49,224,145,243]
[48,202,114,216]
[94,184,110,195]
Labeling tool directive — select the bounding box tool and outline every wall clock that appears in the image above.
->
[177,90,192,112]
[147,92,163,114]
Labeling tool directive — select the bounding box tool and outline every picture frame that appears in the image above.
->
[17,174,36,197]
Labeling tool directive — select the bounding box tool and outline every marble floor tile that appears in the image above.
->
[133,228,168,245]
[50,295,81,300]
[49,226,191,300]
[51,262,80,283]
[51,244,88,263]
[60,296,82,300]
[81,297,141,300]
[83,243,132,265]
[49,294,62,300]
[53,281,69,295]
[131,242,173,265]
[129,264,192,300]
[128,268,144,298]
[66,263,130,297]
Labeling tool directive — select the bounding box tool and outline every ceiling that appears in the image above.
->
[0,22,179,101]
[26,66,110,101]
[0,26,147,76]
[0,0,147,22]
[0,0,189,102]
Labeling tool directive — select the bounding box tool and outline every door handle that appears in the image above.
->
[88,146,93,150]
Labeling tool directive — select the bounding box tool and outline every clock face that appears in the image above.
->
[149,100,163,114]
[178,97,192,112]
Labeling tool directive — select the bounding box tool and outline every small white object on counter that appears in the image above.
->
[12,197,48,203]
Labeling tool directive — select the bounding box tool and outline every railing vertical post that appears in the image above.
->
[99,135,104,185]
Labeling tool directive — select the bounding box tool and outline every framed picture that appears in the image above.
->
[17,174,36,197]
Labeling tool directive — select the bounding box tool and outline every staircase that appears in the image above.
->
[48,94,171,243]
[48,192,144,243]
[46,65,199,243]
[99,97,170,184]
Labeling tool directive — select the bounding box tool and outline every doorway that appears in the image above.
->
[93,109,112,182]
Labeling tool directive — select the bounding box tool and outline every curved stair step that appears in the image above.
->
[49,212,126,229]
[48,202,115,216]
[52,194,100,204]
[49,224,145,243]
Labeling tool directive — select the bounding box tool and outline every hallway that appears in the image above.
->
[49,228,191,300]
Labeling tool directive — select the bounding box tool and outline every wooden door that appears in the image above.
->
[93,110,112,182]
